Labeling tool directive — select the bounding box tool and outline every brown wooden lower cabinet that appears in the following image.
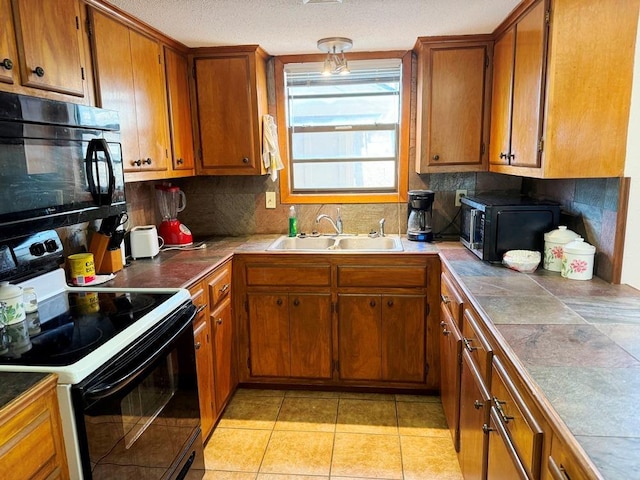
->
[248,292,332,379]
[212,297,234,414]
[486,407,529,480]
[458,350,490,480]
[0,374,69,480]
[439,301,462,451]
[193,312,215,438]
[338,294,426,383]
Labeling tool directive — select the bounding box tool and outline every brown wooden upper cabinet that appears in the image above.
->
[89,8,170,179]
[489,0,639,178]
[414,37,492,173]
[1,0,87,98]
[191,46,268,175]
[164,46,195,174]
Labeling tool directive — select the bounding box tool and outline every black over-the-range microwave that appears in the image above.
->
[0,92,126,241]
[460,194,561,263]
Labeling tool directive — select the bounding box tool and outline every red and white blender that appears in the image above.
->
[155,184,193,246]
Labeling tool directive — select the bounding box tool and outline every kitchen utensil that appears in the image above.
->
[155,184,193,246]
[543,226,580,272]
[130,225,163,259]
[503,250,541,273]
[561,238,596,280]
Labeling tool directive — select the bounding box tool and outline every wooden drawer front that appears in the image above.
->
[209,263,232,306]
[246,264,331,287]
[461,308,493,384]
[338,265,427,288]
[0,386,66,480]
[441,271,464,326]
[189,281,208,321]
[492,357,543,480]
[486,407,529,480]
[548,435,591,480]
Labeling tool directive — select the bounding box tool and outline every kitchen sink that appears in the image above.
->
[266,235,403,252]
[335,236,403,251]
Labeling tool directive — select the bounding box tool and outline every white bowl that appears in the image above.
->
[503,250,541,273]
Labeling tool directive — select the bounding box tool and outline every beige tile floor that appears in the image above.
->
[203,389,463,480]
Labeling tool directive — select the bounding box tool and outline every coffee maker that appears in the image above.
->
[407,190,434,242]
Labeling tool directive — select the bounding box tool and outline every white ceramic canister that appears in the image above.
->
[561,238,596,280]
[543,226,580,272]
[0,281,26,324]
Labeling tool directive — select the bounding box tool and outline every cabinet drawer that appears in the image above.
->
[461,308,493,384]
[441,271,464,326]
[246,264,330,287]
[491,357,543,480]
[189,280,208,321]
[209,263,232,306]
[338,265,427,287]
[548,434,591,480]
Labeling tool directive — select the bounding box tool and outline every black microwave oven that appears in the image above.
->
[460,194,561,262]
[0,92,125,241]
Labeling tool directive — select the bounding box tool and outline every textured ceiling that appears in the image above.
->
[105,0,521,54]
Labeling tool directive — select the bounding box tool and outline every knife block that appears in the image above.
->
[89,232,123,274]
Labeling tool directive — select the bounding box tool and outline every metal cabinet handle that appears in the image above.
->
[177,158,184,165]
[387,299,394,307]
[463,337,477,352]
[440,294,450,304]
[276,298,283,306]
[473,400,483,410]
[195,304,207,315]
[219,283,230,294]
[293,298,300,306]
[132,159,142,167]
[0,58,13,70]
[33,66,45,77]
[143,158,152,165]
[432,154,440,161]
[482,423,493,434]
[439,321,450,336]
[216,318,223,325]
[370,300,376,307]
[242,157,249,164]
[194,341,201,350]
[499,152,508,159]
[493,397,513,423]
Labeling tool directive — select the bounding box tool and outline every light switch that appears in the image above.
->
[266,191,276,209]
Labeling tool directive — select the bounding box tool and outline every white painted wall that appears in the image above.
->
[621,12,640,289]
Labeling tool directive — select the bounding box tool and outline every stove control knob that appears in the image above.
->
[44,239,59,253]
[29,242,46,257]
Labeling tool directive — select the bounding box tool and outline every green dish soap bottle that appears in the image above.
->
[288,206,298,237]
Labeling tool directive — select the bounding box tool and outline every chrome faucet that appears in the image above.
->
[316,208,343,235]
[379,218,385,237]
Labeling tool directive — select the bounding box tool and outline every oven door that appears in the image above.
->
[460,203,485,259]
[72,301,204,480]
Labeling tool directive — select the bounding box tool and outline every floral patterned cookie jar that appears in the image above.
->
[561,238,596,280]
[544,226,580,272]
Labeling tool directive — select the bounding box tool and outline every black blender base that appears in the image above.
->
[407,231,433,242]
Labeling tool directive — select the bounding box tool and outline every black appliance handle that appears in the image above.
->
[84,303,195,402]
[85,138,115,206]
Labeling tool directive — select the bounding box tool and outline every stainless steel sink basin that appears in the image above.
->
[335,236,403,251]
[266,235,403,252]
[266,236,337,251]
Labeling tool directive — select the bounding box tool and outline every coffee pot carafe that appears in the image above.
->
[407,190,434,242]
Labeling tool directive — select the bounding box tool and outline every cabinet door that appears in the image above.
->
[12,0,84,96]
[164,47,195,171]
[289,294,332,379]
[129,29,169,172]
[510,0,546,168]
[90,10,139,170]
[0,0,17,85]
[486,408,529,480]
[194,55,259,173]
[248,293,290,377]
[212,297,234,414]
[428,46,488,169]
[193,319,215,439]
[381,295,425,382]
[489,28,515,166]
[338,294,382,381]
[440,302,462,451]
[459,350,491,480]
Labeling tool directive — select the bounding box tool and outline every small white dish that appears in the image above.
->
[503,250,541,273]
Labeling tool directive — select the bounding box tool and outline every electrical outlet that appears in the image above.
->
[265,191,276,209]
[455,189,467,207]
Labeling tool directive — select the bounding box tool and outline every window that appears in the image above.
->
[275,52,410,204]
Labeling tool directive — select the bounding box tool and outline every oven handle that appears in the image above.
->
[84,305,195,402]
[469,208,481,250]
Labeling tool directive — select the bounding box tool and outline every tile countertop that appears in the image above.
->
[438,242,640,480]
[103,234,640,479]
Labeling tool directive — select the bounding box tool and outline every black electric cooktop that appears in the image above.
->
[0,290,173,366]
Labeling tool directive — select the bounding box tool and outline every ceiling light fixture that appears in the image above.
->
[317,37,352,75]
